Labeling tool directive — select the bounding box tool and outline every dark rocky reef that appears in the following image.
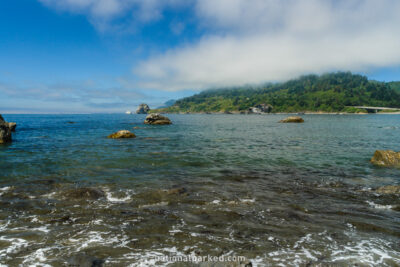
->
[0,115,12,144]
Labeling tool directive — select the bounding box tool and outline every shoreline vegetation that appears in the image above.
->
[151,72,400,114]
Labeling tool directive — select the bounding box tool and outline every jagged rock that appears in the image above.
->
[136,103,150,114]
[370,150,400,168]
[64,187,105,200]
[144,113,172,125]
[279,116,304,123]
[375,185,400,194]
[0,115,12,144]
[6,122,16,131]
[108,130,136,139]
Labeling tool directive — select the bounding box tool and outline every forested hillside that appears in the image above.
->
[155,72,400,113]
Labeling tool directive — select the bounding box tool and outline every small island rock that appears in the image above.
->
[136,103,150,114]
[144,113,172,125]
[0,115,12,144]
[370,150,400,167]
[279,116,304,123]
[108,130,136,139]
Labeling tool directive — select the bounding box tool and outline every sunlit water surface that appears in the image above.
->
[0,114,399,266]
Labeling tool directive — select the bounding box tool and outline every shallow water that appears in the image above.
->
[0,114,399,266]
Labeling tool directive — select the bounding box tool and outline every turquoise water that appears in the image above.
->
[0,114,399,266]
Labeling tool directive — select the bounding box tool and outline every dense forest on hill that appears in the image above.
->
[155,72,400,113]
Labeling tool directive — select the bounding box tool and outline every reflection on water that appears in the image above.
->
[0,114,399,266]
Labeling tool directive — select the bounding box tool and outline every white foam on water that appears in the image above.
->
[366,201,394,210]
[211,199,221,204]
[22,247,54,267]
[239,198,256,203]
[0,186,12,196]
[265,230,400,266]
[139,201,168,208]
[0,236,29,260]
[0,220,10,232]
[41,191,56,199]
[102,187,135,203]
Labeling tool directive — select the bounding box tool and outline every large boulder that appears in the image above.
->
[279,116,304,123]
[370,150,400,168]
[136,103,150,114]
[0,115,12,144]
[144,113,172,125]
[108,130,136,139]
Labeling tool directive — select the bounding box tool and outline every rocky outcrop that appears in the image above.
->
[6,122,16,131]
[136,103,150,114]
[0,115,12,144]
[144,113,172,125]
[370,150,400,168]
[279,116,304,123]
[108,130,136,139]
[64,187,105,200]
[375,185,400,194]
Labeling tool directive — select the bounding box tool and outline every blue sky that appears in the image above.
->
[1,0,400,113]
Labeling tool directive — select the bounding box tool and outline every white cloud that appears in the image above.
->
[39,0,400,90]
[134,0,400,91]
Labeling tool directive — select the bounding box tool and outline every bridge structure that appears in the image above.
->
[351,106,400,113]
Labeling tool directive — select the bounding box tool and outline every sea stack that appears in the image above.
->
[370,150,400,168]
[279,116,304,123]
[136,104,150,114]
[144,113,172,125]
[0,115,12,144]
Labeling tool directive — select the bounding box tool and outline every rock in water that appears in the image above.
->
[375,185,400,194]
[6,122,16,132]
[279,116,304,123]
[370,150,400,167]
[136,103,150,114]
[0,115,12,144]
[108,130,136,139]
[144,113,172,125]
[64,187,105,200]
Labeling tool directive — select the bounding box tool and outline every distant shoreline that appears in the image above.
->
[151,111,400,115]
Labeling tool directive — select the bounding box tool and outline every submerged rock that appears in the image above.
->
[144,113,172,125]
[67,253,104,267]
[370,150,400,167]
[136,103,150,114]
[375,185,400,194]
[0,115,12,144]
[108,130,136,139]
[64,187,105,200]
[279,116,304,123]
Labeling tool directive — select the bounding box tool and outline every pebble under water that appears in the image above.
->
[0,114,399,266]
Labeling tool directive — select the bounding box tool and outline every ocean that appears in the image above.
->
[0,114,399,266]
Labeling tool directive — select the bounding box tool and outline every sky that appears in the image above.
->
[1,0,400,113]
